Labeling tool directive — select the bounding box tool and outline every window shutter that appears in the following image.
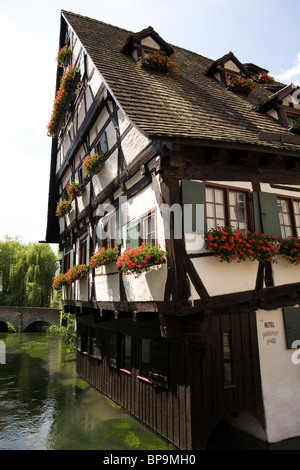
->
[99,131,108,155]
[126,219,140,248]
[80,52,86,80]
[252,191,281,237]
[86,236,90,266]
[181,180,206,234]
[115,208,122,246]
[70,249,74,268]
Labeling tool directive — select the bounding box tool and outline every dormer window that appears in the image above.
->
[121,26,174,62]
[257,83,300,133]
[205,51,251,88]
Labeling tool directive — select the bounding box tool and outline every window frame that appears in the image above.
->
[279,106,300,129]
[277,195,300,238]
[79,237,87,265]
[205,183,252,231]
[126,209,157,249]
[137,338,169,388]
[99,212,118,250]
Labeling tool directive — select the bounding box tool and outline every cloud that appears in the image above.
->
[276,51,300,86]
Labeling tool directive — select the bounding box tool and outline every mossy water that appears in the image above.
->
[0,332,175,450]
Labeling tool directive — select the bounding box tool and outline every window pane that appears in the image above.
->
[277,198,293,238]
[229,191,247,229]
[141,339,151,377]
[122,335,131,371]
[205,187,214,202]
[215,189,224,204]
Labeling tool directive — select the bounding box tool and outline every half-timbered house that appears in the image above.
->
[46,10,300,449]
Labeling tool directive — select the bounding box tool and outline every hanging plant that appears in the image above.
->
[53,273,67,289]
[56,200,71,218]
[56,45,72,67]
[65,264,89,283]
[66,181,82,200]
[254,73,275,84]
[137,52,179,75]
[227,75,256,95]
[279,237,300,264]
[47,65,80,138]
[90,247,119,268]
[83,153,105,176]
[116,243,167,276]
[206,226,279,263]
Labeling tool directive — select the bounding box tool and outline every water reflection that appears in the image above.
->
[0,332,174,450]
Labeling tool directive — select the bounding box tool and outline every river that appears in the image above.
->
[0,331,175,451]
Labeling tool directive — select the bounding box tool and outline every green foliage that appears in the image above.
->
[6,321,16,333]
[49,288,76,350]
[0,236,57,307]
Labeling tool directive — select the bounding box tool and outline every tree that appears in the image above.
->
[0,237,57,307]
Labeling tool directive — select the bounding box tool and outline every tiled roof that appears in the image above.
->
[62,10,300,152]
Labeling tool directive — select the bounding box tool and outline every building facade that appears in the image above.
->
[46,10,300,449]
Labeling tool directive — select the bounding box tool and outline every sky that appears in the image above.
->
[0,0,300,249]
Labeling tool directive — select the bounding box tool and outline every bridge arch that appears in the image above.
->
[0,307,60,332]
[0,315,18,332]
[23,317,54,332]
[0,320,9,332]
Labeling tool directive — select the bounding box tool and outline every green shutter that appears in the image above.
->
[252,191,281,237]
[126,219,140,248]
[181,179,206,234]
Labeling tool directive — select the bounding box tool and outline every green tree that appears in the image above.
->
[0,237,57,307]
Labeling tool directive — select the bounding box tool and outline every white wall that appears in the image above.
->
[256,308,300,443]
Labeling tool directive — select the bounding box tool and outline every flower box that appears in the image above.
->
[278,237,300,264]
[137,53,179,75]
[90,247,119,268]
[53,273,67,289]
[47,66,80,138]
[66,181,82,200]
[83,153,105,176]
[227,75,256,95]
[116,243,167,276]
[65,264,89,283]
[206,226,279,263]
[254,73,274,84]
[56,199,71,218]
[56,45,72,68]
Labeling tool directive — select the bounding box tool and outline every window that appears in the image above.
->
[77,324,89,353]
[277,197,300,238]
[141,211,156,247]
[90,328,102,360]
[99,215,117,249]
[79,238,87,265]
[223,331,234,386]
[63,251,71,274]
[139,339,168,387]
[108,332,131,372]
[126,210,157,248]
[96,131,108,156]
[109,332,118,368]
[205,185,249,231]
[120,335,132,372]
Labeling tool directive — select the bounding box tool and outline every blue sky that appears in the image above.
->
[0,0,300,248]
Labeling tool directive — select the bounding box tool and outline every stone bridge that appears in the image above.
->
[0,306,60,332]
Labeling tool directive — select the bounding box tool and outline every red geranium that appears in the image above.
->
[116,243,167,276]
